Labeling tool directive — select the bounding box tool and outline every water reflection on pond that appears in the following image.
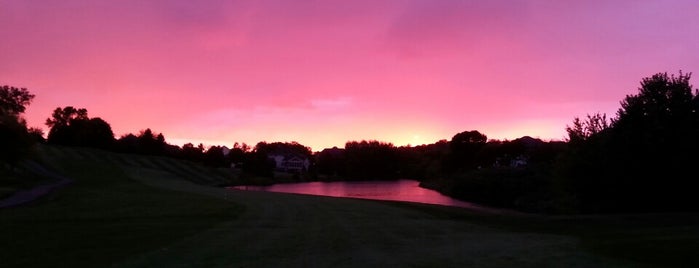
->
[229,179,495,211]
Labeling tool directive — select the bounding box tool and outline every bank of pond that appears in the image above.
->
[228,179,518,214]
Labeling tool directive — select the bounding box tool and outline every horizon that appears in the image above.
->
[165,132,561,153]
[3,1,698,151]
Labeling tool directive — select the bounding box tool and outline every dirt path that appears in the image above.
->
[0,161,73,208]
[113,167,643,268]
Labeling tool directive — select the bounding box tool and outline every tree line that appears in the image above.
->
[311,71,699,214]
[418,71,699,214]
[0,87,306,178]
[3,71,698,214]
[42,108,312,177]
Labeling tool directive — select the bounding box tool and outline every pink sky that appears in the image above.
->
[2,0,698,151]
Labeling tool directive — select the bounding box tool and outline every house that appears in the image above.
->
[268,153,310,173]
[221,146,231,156]
[319,146,345,157]
[493,154,528,168]
[510,155,528,167]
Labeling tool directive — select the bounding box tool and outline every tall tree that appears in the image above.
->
[1,85,36,167]
[610,71,698,210]
[565,113,610,143]
[448,130,487,170]
[0,113,32,166]
[0,85,35,116]
[45,106,88,129]
[81,117,115,149]
[613,71,697,144]
[558,71,699,212]
[45,107,114,148]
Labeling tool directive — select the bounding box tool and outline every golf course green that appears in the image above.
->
[1,145,697,267]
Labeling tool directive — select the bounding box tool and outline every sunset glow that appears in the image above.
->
[2,0,698,151]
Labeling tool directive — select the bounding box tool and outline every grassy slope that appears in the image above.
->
[0,160,56,199]
[0,145,243,267]
[1,145,698,267]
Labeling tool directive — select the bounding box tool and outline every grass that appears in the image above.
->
[0,171,21,198]
[0,159,56,199]
[380,200,699,267]
[0,145,243,267]
[2,144,698,267]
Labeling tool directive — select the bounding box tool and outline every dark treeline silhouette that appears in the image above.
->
[344,140,400,180]
[420,135,567,213]
[113,130,236,168]
[115,129,179,156]
[41,107,232,168]
[313,134,566,212]
[315,140,444,181]
[5,71,699,214]
[313,71,699,214]
[419,71,699,214]
[39,106,316,180]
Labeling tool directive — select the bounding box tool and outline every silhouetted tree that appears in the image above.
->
[242,142,276,177]
[1,85,36,167]
[1,85,34,115]
[608,71,698,211]
[1,113,32,167]
[316,147,346,177]
[557,71,699,213]
[45,106,88,129]
[25,127,45,143]
[227,142,250,167]
[79,117,115,149]
[45,107,114,148]
[253,141,312,158]
[181,142,205,162]
[447,130,487,171]
[156,133,165,145]
[344,140,399,180]
[137,129,163,154]
[565,113,610,143]
[114,129,183,158]
[115,134,139,152]
[45,106,87,144]
[203,146,227,167]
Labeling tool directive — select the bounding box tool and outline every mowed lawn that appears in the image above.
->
[2,145,698,267]
[0,146,243,267]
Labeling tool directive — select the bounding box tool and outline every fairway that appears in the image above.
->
[117,176,628,268]
[2,145,697,267]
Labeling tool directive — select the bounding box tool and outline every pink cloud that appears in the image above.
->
[2,0,698,151]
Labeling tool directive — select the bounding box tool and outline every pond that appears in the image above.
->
[229,179,504,212]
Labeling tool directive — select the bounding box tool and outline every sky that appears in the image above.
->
[2,0,698,151]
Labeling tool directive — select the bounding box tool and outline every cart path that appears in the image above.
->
[0,161,73,208]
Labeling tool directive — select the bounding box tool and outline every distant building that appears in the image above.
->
[318,146,345,157]
[510,155,528,168]
[494,154,528,168]
[221,146,231,156]
[268,153,310,173]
